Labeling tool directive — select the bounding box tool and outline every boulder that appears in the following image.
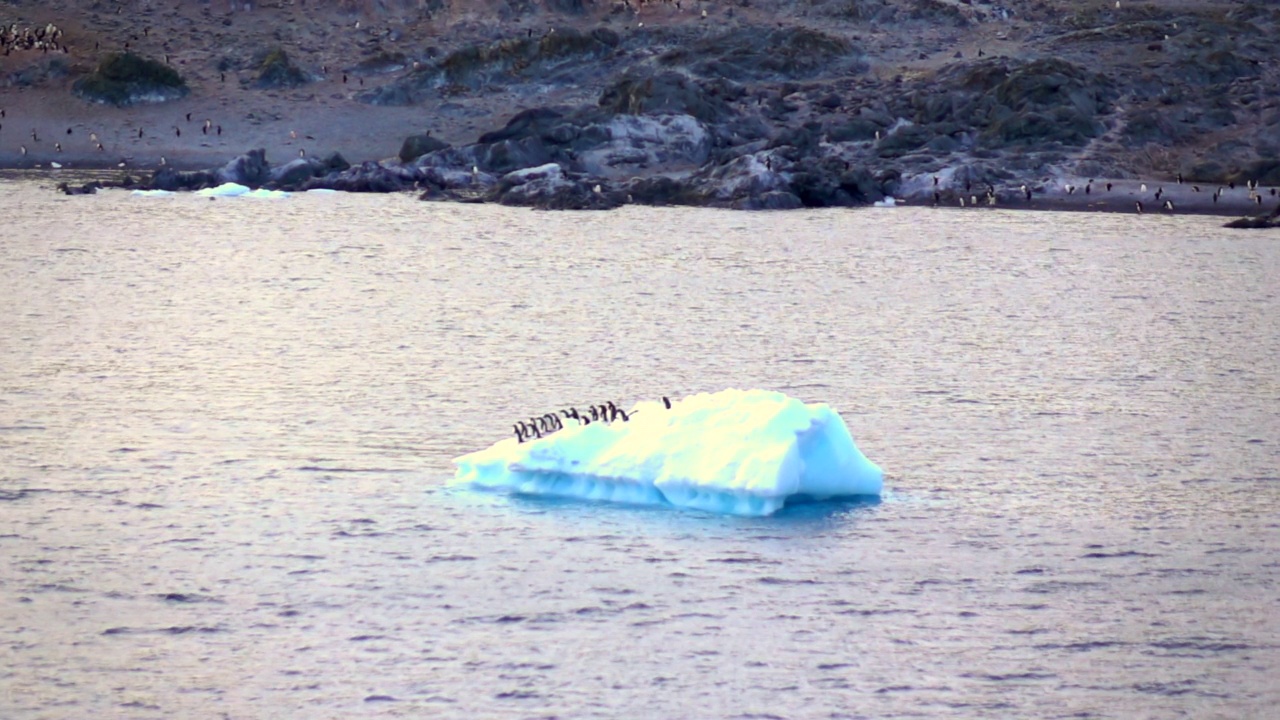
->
[493,163,621,210]
[254,48,310,89]
[72,52,188,107]
[270,157,327,187]
[598,72,732,123]
[217,149,271,187]
[659,26,861,82]
[399,133,450,163]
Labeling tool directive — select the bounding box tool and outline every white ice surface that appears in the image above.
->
[130,189,175,197]
[452,389,883,516]
[195,182,250,197]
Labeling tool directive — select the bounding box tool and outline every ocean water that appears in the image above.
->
[1,177,1277,719]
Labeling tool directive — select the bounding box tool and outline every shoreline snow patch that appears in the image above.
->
[452,389,883,516]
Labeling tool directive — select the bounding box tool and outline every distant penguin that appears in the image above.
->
[1135,201,1144,214]
[1163,200,1174,212]
[138,128,144,138]
[1023,185,1031,201]
[186,112,192,122]
[1140,183,1147,193]
[1155,187,1163,200]
[1106,182,1113,192]
[1177,172,1183,184]
[514,423,526,443]
[662,396,672,410]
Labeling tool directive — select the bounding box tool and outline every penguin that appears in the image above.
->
[1106,182,1113,192]
[1155,187,1162,201]
[138,128,144,138]
[1085,183,1091,194]
[514,423,526,443]
[1135,201,1144,214]
[1177,172,1183,184]
[662,396,672,410]
[589,406,600,422]
[1023,185,1032,201]
[1163,199,1174,212]
[1140,183,1147,193]
[54,142,60,152]
[1192,186,1200,192]
[186,112,192,122]
[1066,184,1075,195]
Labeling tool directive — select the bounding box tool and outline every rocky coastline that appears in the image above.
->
[5,0,1280,223]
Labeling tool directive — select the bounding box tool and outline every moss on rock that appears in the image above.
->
[72,52,188,107]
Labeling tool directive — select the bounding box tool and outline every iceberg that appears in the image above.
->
[195,182,250,197]
[193,183,290,198]
[452,389,883,517]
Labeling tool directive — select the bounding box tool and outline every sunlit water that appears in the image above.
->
[2,178,1278,719]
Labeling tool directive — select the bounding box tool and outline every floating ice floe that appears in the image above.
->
[195,182,250,197]
[452,389,883,517]
[130,189,175,198]
[192,183,289,198]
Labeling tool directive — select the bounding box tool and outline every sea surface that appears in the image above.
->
[2,176,1278,719]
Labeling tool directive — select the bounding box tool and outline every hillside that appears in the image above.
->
[2,0,1277,209]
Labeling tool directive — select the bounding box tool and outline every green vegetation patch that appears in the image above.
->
[72,52,188,107]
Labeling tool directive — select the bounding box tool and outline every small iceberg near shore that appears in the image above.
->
[193,183,290,199]
[452,389,883,517]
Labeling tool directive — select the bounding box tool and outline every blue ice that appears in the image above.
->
[452,389,883,517]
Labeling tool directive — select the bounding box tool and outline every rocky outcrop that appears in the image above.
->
[658,26,861,82]
[1224,203,1280,229]
[399,133,450,163]
[360,27,619,106]
[72,52,188,107]
[254,48,310,89]
[492,163,622,210]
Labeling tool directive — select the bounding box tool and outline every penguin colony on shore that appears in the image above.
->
[512,397,672,443]
[1,22,66,55]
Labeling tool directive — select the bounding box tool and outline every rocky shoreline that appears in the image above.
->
[6,0,1280,224]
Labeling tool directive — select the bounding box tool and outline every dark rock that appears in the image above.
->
[828,119,882,142]
[477,136,553,174]
[56,181,101,195]
[148,167,220,191]
[72,52,188,107]
[270,157,327,187]
[598,71,732,123]
[626,176,692,206]
[877,125,936,157]
[1223,202,1280,229]
[399,133,450,163]
[254,48,310,89]
[352,51,409,76]
[659,26,861,82]
[363,27,616,104]
[1231,159,1280,187]
[217,149,271,186]
[493,163,621,210]
[734,191,804,210]
[479,108,565,144]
